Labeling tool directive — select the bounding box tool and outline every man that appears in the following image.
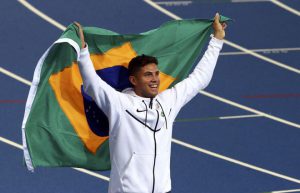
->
[75,13,226,193]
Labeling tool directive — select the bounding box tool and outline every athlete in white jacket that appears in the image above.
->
[75,13,226,193]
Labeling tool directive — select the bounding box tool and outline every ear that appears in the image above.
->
[129,75,137,86]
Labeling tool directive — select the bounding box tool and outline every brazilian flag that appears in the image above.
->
[22,16,230,171]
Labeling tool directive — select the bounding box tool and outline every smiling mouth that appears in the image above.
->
[149,84,158,89]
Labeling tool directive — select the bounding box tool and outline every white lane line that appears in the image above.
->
[73,168,110,181]
[15,1,300,126]
[172,138,300,184]
[155,0,270,4]
[2,66,300,128]
[154,1,192,6]
[175,114,263,122]
[221,47,300,56]
[0,65,300,183]
[220,114,262,119]
[17,0,300,74]
[272,189,300,193]
[16,0,300,105]
[270,0,300,16]
[143,0,182,19]
[2,133,300,185]
[0,135,111,181]
[12,0,300,187]
[0,67,31,86]
[17,0,67,31]
[223,40,300,74]
[0,136,23,149]
[199,90,300,128]
[2,48,300,128]
[231,0,269,2]
[153,0,300,17]
[1,68,299,184]
[143,0,300,74]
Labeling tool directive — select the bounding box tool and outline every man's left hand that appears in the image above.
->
[213,13,227,40]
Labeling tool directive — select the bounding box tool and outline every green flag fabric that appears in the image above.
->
[22,16,231,171]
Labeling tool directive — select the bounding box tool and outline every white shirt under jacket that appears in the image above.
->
[78,37,223,193]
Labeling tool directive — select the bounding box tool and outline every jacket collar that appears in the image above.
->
[122,87,156,102]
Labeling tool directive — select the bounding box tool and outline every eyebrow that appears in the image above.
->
[144,70,159,75]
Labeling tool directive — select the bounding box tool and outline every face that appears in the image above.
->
[129,63,160,98]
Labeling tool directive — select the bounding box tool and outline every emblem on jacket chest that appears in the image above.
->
[155,103,165,117]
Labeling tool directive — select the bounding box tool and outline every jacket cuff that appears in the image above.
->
[79,43,89,61]
[209,35,224,50]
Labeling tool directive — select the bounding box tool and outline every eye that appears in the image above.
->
[144,72,152,77]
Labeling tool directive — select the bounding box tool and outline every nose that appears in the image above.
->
[151,74,159,83]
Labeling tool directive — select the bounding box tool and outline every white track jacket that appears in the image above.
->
[78,37,223,193]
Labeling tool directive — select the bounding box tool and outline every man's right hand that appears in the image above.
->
[74,22,86,48]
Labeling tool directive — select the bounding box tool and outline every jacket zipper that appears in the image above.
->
[125,102,161,193]
[152,110,159,193]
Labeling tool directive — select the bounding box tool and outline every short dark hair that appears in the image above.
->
[128,54,158,76]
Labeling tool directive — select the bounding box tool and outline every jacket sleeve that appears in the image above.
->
[161,37,223,117]
[78,45,122,118]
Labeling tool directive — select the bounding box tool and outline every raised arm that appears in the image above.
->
[74,22,121,117]
[161,13,227,114]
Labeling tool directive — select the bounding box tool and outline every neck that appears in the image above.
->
[133,88,155,98]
